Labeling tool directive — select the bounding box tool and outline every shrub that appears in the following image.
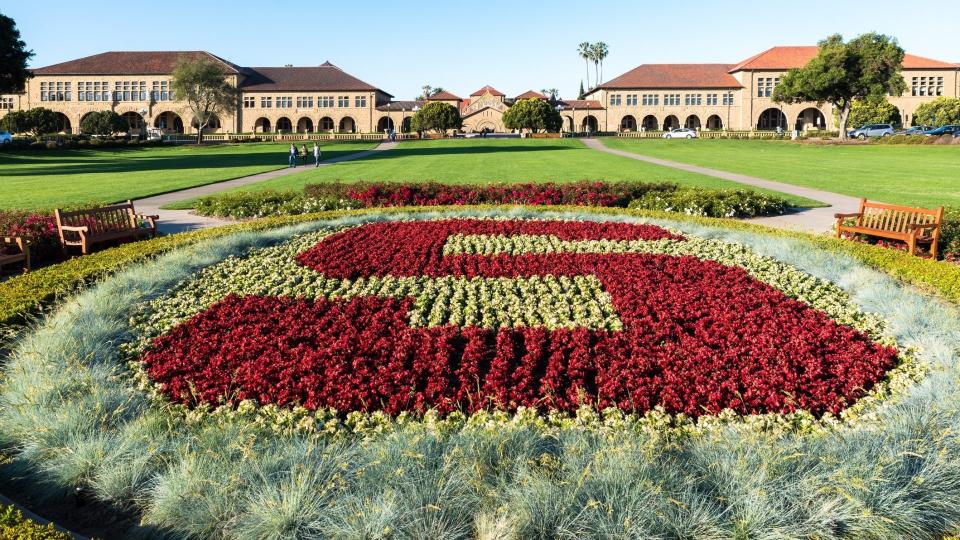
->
[629,187,790,218]
[875,134,926,145]
[0,211,61,265]
[0,505,71,540]
[193,190,358,218]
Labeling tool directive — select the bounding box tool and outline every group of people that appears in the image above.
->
[288,143,322,168]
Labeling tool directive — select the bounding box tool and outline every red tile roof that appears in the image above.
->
[559,99,603,110]
[516,90,548,100]
[730,46,957,71]
[597,64,741,90]
[426,90,462,101]
[32,51,241,75]
[470,85,505,96]
[239,65,390,95]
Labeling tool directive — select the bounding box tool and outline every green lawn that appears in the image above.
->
[602,138,960,208]
[0,141,375,210]
[169,138,821,208]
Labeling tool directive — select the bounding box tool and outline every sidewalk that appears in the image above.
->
[135,141,398,233]
[579,138,861,234]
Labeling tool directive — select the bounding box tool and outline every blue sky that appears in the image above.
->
[6,0,958,100]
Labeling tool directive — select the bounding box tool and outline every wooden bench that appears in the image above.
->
[0,235,31,272]
[835,198,944,258]
[55,200,159,255]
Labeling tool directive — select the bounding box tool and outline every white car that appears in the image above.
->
[0,130,12,144]
[662,128,697,139]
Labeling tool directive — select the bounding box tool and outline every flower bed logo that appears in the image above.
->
[144,220,897,417]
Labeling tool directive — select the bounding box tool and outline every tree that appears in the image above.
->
[540,88,560,101]
[0,107,60,136]
[410,101,461,135]
[0,13,33,94]
[773,33,906,140]
[417,85,446,100]
[171,57,237,144]
[913,97,960,127]
[591,42,609,84]
[845,96,900,128]
[80,110,129,136]
[578,42,592,89]
[578,80,586,100]
[503,98,563,133]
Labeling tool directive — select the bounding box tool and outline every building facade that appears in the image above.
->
[586,46,959,132]
[1,46,956,136]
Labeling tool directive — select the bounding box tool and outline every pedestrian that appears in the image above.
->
[313,142,321,167]
[300,144,308,166]
[288,143,297,168]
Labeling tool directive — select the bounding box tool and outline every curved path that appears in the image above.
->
[135,141,399,233]
[580,138,860,233]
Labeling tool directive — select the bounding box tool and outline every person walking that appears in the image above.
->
[288,144,297,168]
[300,144,308,166]
[313,143,321,167]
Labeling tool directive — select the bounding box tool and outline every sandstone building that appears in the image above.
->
[0,46,956,136]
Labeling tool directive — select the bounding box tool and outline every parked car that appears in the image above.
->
[848,124,894,139]
[662,128,697,139]
[0,130,12,144]
[922,125,960,136]
[899,125,932,135]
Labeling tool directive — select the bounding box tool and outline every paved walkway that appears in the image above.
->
[580,138,860,233]
[135,141,398,233]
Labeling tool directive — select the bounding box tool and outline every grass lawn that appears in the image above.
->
[602,138,960,208]
[168,138,822,208]
[0,141,375,210]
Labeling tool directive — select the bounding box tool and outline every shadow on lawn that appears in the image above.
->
[0,147,367,177]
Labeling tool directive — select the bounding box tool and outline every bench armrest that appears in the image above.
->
[58,224,89,233]
[834,213,861,219]
[136,214,159,229]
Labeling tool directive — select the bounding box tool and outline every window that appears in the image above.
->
[319,95,334,108]
[664,94,680,106]
[642,94,659,106]
[757,77,780,97]
[722,92,734,106]
[684,93,702,106]
[936,76,944,96]
[296,96,314,108]
[39,81,71,101]
[151,81,172,101]
[609,94,622,106]
[355,95,366,107]
[626,94,638,106]
[243,96,256,108]
[706,93,717,105]
[276,96,292,108]
[260,96,272,108]
[337,95,349,108]
[0,97,13,110]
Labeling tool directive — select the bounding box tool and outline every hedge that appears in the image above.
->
[3,206,960,333]
[0,505,71,540]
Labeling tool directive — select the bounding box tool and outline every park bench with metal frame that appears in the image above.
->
[835,198,944,258]
[54,200,158,255]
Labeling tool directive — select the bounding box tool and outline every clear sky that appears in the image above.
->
[5,0,958,100]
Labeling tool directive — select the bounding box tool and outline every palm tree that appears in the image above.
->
[591,42,609,86]
[578,42,592,89]
[541,88,560,101]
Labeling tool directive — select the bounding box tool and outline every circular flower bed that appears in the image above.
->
[6,208,960,539]
[134,218,897,418]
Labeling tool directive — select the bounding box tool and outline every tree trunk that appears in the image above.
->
[594,63,599,88]
[837,104,851,141]
[585,61,590,89]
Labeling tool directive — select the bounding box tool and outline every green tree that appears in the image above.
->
[503,98,563,133]
[578,80,586,100]
[0,107,60,136]
[578,42,592,89]
[845,96,901,128]
[591,42,609,84]
[417,85,445,100]
[80,110,129,136]
[410,101,461,135]
[0,13,33,94]
[171,57,238,144]
[773,33,906,140]
[913,97,960,127]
